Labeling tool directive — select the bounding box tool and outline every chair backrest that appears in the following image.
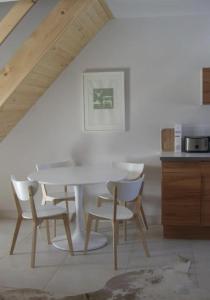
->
[112,162,144,180]
[36,160,73,171]
[11,175,38,201]
[107,176,144,203]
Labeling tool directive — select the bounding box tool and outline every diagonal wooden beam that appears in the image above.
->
[0,0,112,141]
[0,0,38,45]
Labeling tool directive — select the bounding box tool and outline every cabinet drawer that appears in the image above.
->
[162,203,200,226]
[201,201,210,225]
[162,162,201,227]
[162,174,201,196]
[162,162,200,175]
[201,162,210,175]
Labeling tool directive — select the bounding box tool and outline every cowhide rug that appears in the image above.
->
[0,256,208,300]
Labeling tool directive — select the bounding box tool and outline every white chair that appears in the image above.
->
[113,162,144,180]
[10,176,73,268]
[84,177,150,270]
[36,160,76,237]
[95,162,148,236]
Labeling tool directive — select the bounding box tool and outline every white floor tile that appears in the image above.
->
[0,220,210,297]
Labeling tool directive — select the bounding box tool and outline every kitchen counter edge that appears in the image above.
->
[160,152,210,161]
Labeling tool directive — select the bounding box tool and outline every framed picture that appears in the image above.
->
[83,71,125,131]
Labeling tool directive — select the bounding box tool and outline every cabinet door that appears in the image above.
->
[162,162,201,226]
[201,162,210,225]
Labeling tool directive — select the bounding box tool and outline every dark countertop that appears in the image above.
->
[160,152,210,161]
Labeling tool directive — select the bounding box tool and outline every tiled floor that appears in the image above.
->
[0,219,210,297]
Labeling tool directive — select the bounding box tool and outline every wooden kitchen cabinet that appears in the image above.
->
[201,162,210,226]
[162,161,210,239]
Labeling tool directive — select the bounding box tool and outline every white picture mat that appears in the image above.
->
[83,72,125,131]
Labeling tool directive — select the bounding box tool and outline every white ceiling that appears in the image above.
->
[1,0,210,18]
[107,0,210,18]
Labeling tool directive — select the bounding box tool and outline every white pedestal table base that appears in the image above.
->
[52,231,107,252]
[53,185,107,252]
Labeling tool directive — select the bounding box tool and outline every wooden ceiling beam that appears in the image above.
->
[0,0,112,141]
[0,0,38,46]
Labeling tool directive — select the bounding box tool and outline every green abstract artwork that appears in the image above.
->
[93,88,114,109]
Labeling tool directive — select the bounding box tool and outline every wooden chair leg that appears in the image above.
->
[63,215,74,255]
[46,220,51,244]
[140,205,149,230]
[95,220,99,232]
[115,220,120,245]
[65,200,70,222]
[112,221,118,270]
[134,214,150,257]
[31,222,38,268]
[94,197,101,232]
[10,216,22,255]
[123,202,127,241]
[70,212,76,223]
[84,214,93,253]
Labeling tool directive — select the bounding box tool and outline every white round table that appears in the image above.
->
[28,165,126,252]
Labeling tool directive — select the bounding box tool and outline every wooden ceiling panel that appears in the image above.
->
[0,0,38,45]
[0,0,112,140]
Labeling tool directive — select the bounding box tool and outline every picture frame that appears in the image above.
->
[83,71,125,131]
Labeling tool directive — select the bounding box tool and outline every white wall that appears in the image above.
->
[1,4,210,222]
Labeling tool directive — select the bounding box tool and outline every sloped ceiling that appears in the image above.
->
[0,0,112,141]
[107,0,210,18]
[1,0,210,18]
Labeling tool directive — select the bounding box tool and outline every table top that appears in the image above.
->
[28,165,127,185]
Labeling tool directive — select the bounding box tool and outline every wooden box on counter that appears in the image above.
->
[161,158,210,239]
[203,68,210,105]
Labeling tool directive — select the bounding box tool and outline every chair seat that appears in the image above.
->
[44,191,75,202]
[22,206,67,219]
[56,201,76,213]
[87,204,133,221]
[98,193,112,200]
[98,194,135,206]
